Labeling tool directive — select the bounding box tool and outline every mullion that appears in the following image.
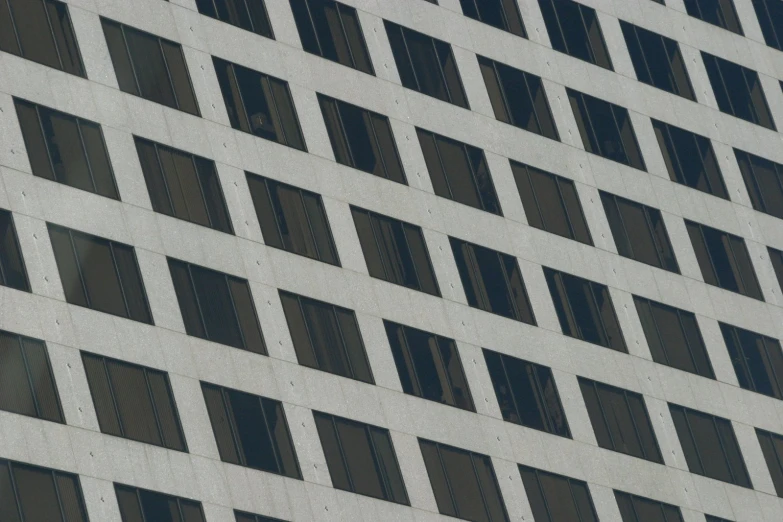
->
[587,281,612,347]
[725,234,754,296]
[465,243,490,311]
[577,5,597,64]
[740,68,761,125]
[333,101,359,168]
[565,477,585,522]
[152,143,179,217]
[141,368,168,448]
[660,33,679,93]
[398,223,424,290]
[531,364,554,432]
[731,328,758,392]
[642,205,666,268]
[675,309,701,374]
[435,443,460,516]
[609,194,637,260]
[632,25,654,87]
[75,120,98,193]
[366,212,394,283]
[713,57,738,117]
[256,396,284,475]
[549,0,571,55]
[690,132,715,193]
[431,39,455,104]
[240,0,256,34]
[298,295,327,371]
[229,63,253,134]
[265,181,290,248]
[297,188,323,265]
[18,338,43,418]
[464,143,489,212]
[135,488,149,522]
[532,469,557,522]
[579,94,605,157]
[187,155,214,228]
[399,328,424,397]
[0,225,7,285]
[492,62,516,125]
[525,167,549,231]
[33,105,61,183]
[608,105,629,164]
[696,224,721,286]
[499,355,523,424]
[399,28,423,93]
[557,273,582,340]
[680,408,708,474]
[432,334,457,406]
[431,136,455,200]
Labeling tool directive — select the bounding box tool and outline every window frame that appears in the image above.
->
[752,0,783,51]
[683,0,743,34]
[614,490,684,522]
[538,0,614,70]
[734,148,783,220]
[0,208,31,292]
[115,483,206,522]
[756,427,783,497]
[195,0,275,38]
[720,322,783,400]
[459,0,527,37]
[519,465,599,522]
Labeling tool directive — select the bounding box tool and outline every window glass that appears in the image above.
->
[538,0,613,69]
[116,484,206,522]
[614,490,684,522]
[459,0,526,37]
[735,149,783,220]
[0,209,30,292]
[720,322,783,400]
[234,511,288,522]
[683,0,743,34]
[752,0,783,51]
[196,0,274,37]
[520,466,599,522]
[757,428,783,497]
[0,459,88,522]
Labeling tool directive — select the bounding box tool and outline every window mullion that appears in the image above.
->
[643,206,666,268]
[577,6,597,64]
[521,71,544,134]
[366,213,392,282]
[549,0,570,55]
[261,76,287,145]
[491,62,514,125]
[534,469,557,521]
[554,178,577,240]
[587,281,612,347]
[646,301,672,366]
[724,234,751,295]
[434,443,460,516]
[397,223,424,290]
[689,132,712,193]
[135,488,149,522]
[713,58,737,116]
[525,168,548,231]
[295,295,322,370]
[5,0,23,56]
[221,389,247,467]
[399,29,422,92]
[697,224,721,286]
[430,40,454,104]
[531,364,554,433]
[465,243,489,311]
[496,252,521,321]
[50,469,70,522]
[579,95,604,157]
[732,328,757,392]
[189,155,214,228]
[608,105,630,164]
[365,426,393,500]
[241,0,256,34]
[39,0,66,70]
[712,417,739,483]
[633,26,654,87]
[431,335,457,405]
[762,339,783,399]
[332,101,358,168]
[367,112,392,179]
[676,309,701,373]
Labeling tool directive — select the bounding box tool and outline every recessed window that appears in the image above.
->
[752,0,783,51]
[459,0,526,37]
[756,428,783,497]
[0,209,30,292]
[720,322,783,400]
[683,0,743,34]
[769,246,783,292]
[519,465,599,522]
[615,490,684,522]
[706,517,733,522]
[0,459,89,522]
[384,320,474,411]
[734,148,783,220]
[115,484,206,522]
[235,511,287,522]
[196,0,273,38]
[538,0,613,70]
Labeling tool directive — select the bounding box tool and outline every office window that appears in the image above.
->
[0,0,84,76]
[195,0,273,38]
[314,411,409,504]
[702,52,775,130]
[757,428,783,497]
[14,99,119,200]
[720,322,783,400]
[419,438,509,522]
[417,128,502,215]
[600,192,679,273]
[684,0,742,34]
[134,137,233,234]
[319,94,406,183]
[652,119,728,199]
[478,56,559,140]
[484,349,570,437]
[168,258,266,354]
[246,173,339,265]
[214,57,306,150]
[115,484,205,522]
[685,220,764,300]
[538,0,613,70]
[235,511,287,522]
[384,21,469,108]
[735,149,783,220]
[519,466,598,522]
[0,209,30,292]
[101,19,199,116]
[279,290,373,383]
[82,352,186,451]
[459,0,526,37]
[202,382,301,478]
[384,320,474,411]
[0,459,88,522]
[511,162,592,245]
[705,518,732,522]
[634,296,714,378]
[290,0,373,74]
[351,207,440,296]
[544,268,626,352]
[752,0,783,51]
[48,224,152,323]
[770,246,783,292]
[615,491,683,522]
[450,237,536,324]
[669,403,751,487]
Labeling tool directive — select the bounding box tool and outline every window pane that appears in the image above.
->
[539,0,612,69]
[262,400,301,479]
[72,233,126,317]
[42,110,92,193]
[106,358,162,446]
[0,332,36,418]
[79,121,118,199]
[14,464,62,521]
[9,0,61,70]
[0,210,30,292]
[161,40,199,115]
[202,384,240,464]
[113,244,152,323]
[335,307,373,383]
[23,338,63,422]
[191,265,243,348]
[147,371,186,451]
[335,419,384,499]
[228,389,280,473]
[314,413,351,490]
[228,278,266,354]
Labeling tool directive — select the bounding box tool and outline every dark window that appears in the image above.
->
[14,99,119,200]
[0,458,88,522]
[202,382,301,478]
[685,220,764,300]
[82,352,187,451]
[757,428,783,497]
[752,0,783,51]
[235,511,287,522]
[314,411,409,504]
[213,57,306,150]
[450,237,536,323]
[417,128,501,215]
[720,322,783,400]
[351,207,440,296]
[459,0,526,37]
[478,56,559,140]
[246,173,339,265]
[419,438,509,522]
[319,94,406,183]
[168,258,266,354]
[519,465,598,522]
[651,119,728,199]
[115,484,205,522]
[384,320,474,411]
[48,224,153,323]
[290,0,373,74]
[134,137,232,233]
[705,517,733,522]
[735,148,783,220]
[0,0,84,76]
[769,246,783,292]
[538,0,613,70]
[614,491,684,522]
[544,268,626,352]
[511,162,592,245]
[384,21,469,108]
[600,192,679,272]
[101,18,199,116]
[0,209,30,292]
[279,290,373,383]
[484,348,570,437]
[195,0,273,38]
[669,403,751,487]
[702,52,775,130]
[634,296,714,378]
[683,0,743,34]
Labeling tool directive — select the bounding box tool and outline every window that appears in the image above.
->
[235,511,287,522]
[419,438,509,522]
[702,52,775,130]
[0,459,88,522]
[668,403,751,487]
[0,209,30,292]
[720,322,783,400]
[279,290,373,383]
[634,296,714,378]
[478,56,559,140]
[14,99,119,200]
[202,382,301,477]
[246,173,339,265]
[620,22,695,100]
[568,89,646,170]
[685,220,764,300]
[0,0,84,76]
[683,0,742,34]
[82,352,187,451]
[544,268,626,352]
[511,162,592,245]
[101,19,199,116]
[519,466,598,522]
[600,192,679,272]
[384,21,469,108]
[48,224,152,323]
[484,349,570,437]
[195,0,273,38]
[538,0,613,70]
[214,57,306,150]
[319,94,406,183]
[752,0,783,51]
[115,484,205,522]
[384,320,474,411]
[770,246,783,292]
[134,137,233,233]
[652,119,728,199]
[168,258,266,354]
[459,0,526,37]
[705,517,733,522]
[313,411,408,504]
[417,128,501,215]
[351,207,440,296]
[734,148,783,220]
[290,0,373,74]
[614,491,683,522]
[757,428,783,496]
